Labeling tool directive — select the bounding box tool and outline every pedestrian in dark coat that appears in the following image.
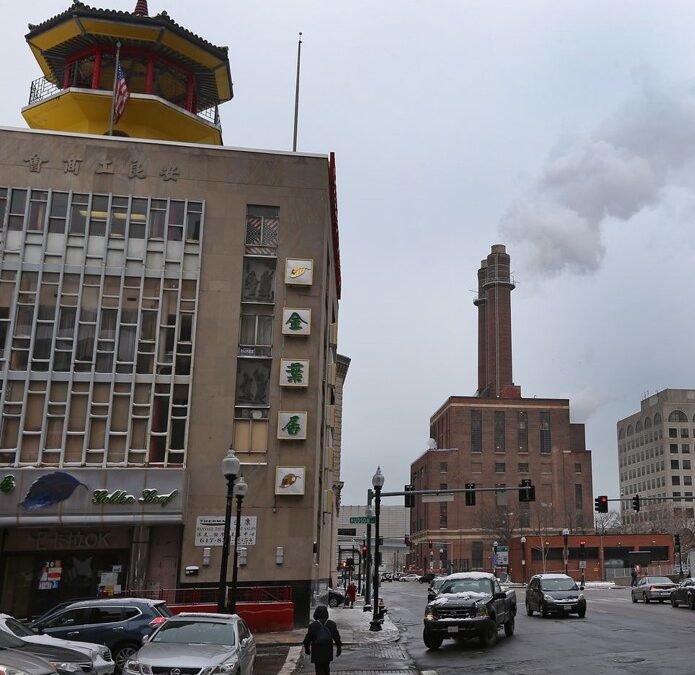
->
[303,604,341,675]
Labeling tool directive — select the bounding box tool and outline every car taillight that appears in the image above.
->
[148,616,167,627]
[649,585,656,590]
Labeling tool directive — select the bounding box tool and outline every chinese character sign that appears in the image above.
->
[280,359,309,387]
[282,308,311,335]
[277,411,308,440]
[195,516,257,547]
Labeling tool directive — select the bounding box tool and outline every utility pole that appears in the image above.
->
[364,489,374,612]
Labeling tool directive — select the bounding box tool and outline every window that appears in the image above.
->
[540,412,551,454]
[245,205,279,253]
[27,190,47,231]
[471,410,482,452]
[495,462,506,473]
[8,189,27,230]
[682,428,690,438]
[494,411,505,451]
[670,444,678,454]
[685,476,693,486]
[517,411,528,452]
[167,200,184,241]
[672,476,681,486]
[241,257,276,303]
[671,460,679,470]
[471,541,483,569]
[518,462,529,473]
[669,428,677,438]
[575,483,583,510]
[682,444,690,454]
[683,460,691,470]
[495,483,507,506]
[669,410,688,423]
[439,503,447,528]
[186,202,203,241]
[574,462,582,473]
[439,462,447,473]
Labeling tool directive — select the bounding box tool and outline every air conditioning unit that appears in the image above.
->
[328,322,338,346]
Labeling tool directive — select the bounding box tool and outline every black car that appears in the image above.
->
[0,646,57,675]
[0,628,92,675]
[525,574,586,618]
[30,599,171,671]
[670,578,695,609]
[320,589,345,608]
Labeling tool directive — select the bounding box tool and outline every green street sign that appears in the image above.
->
[349,516,376,524]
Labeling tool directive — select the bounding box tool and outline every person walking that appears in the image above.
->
[346,581,357,608]
[303,605,341,675]
[630,564,637,587]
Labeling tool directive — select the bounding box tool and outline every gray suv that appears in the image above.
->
[525,573,586,618]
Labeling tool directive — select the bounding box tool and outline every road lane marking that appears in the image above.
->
[278,645,302,675]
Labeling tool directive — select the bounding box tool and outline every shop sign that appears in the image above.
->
[92,488,178,507]
[38,560,62,590]
[195,515,257,547]
[24,529,120,551]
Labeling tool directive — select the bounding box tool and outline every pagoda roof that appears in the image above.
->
[26,1,232,104]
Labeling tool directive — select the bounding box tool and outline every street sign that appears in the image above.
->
[422,494,455,503]
[497,545,509,565]
[579,560,587,569]
[349,516,376,524]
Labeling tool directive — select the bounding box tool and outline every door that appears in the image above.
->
[38,607,94,639]
[236,620,255,675]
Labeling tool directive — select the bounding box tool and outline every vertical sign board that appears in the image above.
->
[497,545,509,566]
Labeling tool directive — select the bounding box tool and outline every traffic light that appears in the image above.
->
[464,482,476,506]
[404,484,415,508]
[362,540,368,554]
[632,495,641,512]
[340,560,347,569]
[579,540,586,560]
[594,495,608,513]
[519,479,536,502]
[674,533,681,548]
[428,539,433,549]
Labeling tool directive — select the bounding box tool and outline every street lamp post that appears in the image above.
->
[370,467,384,632]
[492,541,498,576]
[229,476,248,614]
[562,528,570,576]
[520,536,527,583]
[218,447,240,612]
[364,494,374,612]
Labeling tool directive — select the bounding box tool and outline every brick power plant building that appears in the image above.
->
[408,245,594,574]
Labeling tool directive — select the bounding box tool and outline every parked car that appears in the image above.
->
[670,578,695,609]
[319,588,345,608]
[0,615,114,675]
[400,574,421,582]
[0,643,58,675]
[525,574,586,618]
[380,573,393,582]
[631,576,678,604]
[30,599,171,671]
[426,577,447,603]
[0,628,93,675]
[124,612,255,675]
[423,572,516,649]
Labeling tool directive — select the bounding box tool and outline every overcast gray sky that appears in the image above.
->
[3,1,695,508]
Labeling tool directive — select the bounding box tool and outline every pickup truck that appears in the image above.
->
[423,572,517,649]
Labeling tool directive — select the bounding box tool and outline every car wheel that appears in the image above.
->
[671,596,679,607]
[113,644,139,672]
[632,594,637,603]
[479,621,497,647]
[578,606,586,618]
[688,595,695,611]
[526,601,533,617]
[643,593,650,604]
[328,596,339,608]
[504,615,515,637]
[540,601,549,617]
[423,629,443,650]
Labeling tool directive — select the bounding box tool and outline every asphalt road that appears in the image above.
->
[379,580,695,675]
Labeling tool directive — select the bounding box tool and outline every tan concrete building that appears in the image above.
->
[0,2,344,625]
[408,246,594,574]
[618,389,695,529]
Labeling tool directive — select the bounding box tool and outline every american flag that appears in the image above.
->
[113,64,130,123]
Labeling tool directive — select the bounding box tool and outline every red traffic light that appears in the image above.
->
[361,545,368,553]
[428,539,433,549]
[579,540,586,547]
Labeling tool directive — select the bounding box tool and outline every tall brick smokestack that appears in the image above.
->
[474,245,517,398]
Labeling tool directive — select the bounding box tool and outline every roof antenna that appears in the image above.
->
[292,32,302,152]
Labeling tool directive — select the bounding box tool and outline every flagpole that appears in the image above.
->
[292,32,302,152]
[108,41,122,136]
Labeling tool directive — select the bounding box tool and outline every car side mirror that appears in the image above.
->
[141,635,150,645]
[427,592,436,602]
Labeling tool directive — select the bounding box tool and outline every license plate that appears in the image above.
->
[447,626,459,633]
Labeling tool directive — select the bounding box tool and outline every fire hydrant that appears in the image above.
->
[378,597,387,619]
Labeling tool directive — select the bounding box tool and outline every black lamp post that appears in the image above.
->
[229,476,248,613]
[218,447,240,612]
[370,467,384,632]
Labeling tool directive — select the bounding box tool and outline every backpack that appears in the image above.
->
[315,621,333,645]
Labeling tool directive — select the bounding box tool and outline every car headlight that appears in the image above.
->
[1,668,32,675]
[424,610,434,620]
[52,663,86,673]
[201,662,239,675]
[578,594,585,601]
[475,604,488,617]
[124,661,152,675]
[543,594,555,602]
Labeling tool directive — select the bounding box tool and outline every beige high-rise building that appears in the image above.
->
[0,2,344,625]
[618,389,695,528]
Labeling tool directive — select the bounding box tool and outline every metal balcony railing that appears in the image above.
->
[27,76,221,127]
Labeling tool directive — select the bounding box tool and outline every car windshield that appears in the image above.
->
[648,577,673,584]
[0,631,26,649]
[541,578,578,591]
[4,618,35,638]
[151,620,235,646]
[439,579,491,594]
[432,579,446,591]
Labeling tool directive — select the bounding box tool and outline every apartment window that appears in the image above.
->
[241,257,276,303]
[672,476,681,486]
[670,444,678,454]
[683,460,691,470]
[494,411,505,451]
[235,359,271,407]
[471,410,482,452]
[245,205,279,254]
[575,484,583,511]
[439,462,448,473]
[682,444,690,454]
[239,313,273,355]
[517,411,528,452]
[671,460,680,470]
[682,428,690,438]
[574,462,582,473]
[685,476,693,486]
[540,412,551,454]
[471,541,483,569]
[669,428,677,438]
[518,462,529,473]
[495,462,506,473]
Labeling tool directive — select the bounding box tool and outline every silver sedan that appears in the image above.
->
[123,613,256,675]
[631,576,678,603]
